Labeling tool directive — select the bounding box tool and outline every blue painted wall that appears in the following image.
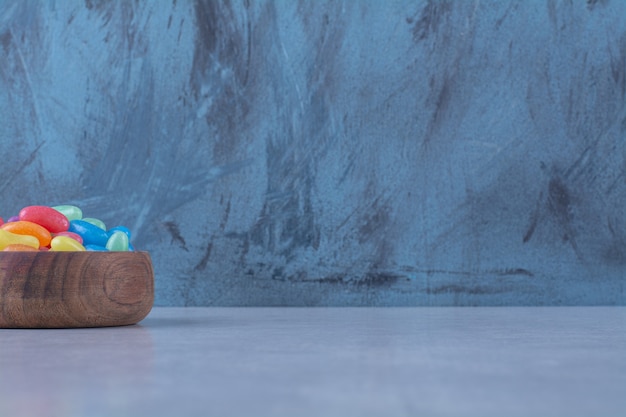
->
[1,0,625,305]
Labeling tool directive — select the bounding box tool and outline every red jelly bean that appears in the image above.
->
[19,205,70,233]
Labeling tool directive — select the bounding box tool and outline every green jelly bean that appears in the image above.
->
[106,231,129,251]
[82,217,106,231]
[52,205,83,221]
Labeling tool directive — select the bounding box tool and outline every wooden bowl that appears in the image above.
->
[0,251,154,328]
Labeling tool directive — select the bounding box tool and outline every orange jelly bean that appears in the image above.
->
[3,244,39,252]
[1,220,52,247]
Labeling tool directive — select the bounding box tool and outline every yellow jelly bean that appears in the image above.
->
[0,229,39,250]
[50,235,86,251]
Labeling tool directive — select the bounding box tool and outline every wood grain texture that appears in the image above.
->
[0,252,154,328]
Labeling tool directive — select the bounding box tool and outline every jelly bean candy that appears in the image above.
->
[50,235,86,251]
[52,205,83,222]
[85,244,108,251]
[3,243,38,252]
[52,231,83,244]
[3,204,137,251]
[107,225,131,239]
[0,229,39,250]
[106,231,129,251]
[1,220,52,247]
[19,205,69,233]
[68,220,109,246]
[82,217,106,231]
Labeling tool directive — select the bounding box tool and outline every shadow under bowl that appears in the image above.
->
[0,251,154,328]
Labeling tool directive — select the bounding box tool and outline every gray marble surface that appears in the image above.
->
[1,1,625,305]
[0,307,625,417]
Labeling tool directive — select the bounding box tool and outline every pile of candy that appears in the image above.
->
[0,205,134,252]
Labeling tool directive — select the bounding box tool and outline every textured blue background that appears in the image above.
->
[1,0,625,305]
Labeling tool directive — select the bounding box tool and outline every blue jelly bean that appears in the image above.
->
[107,225,131,239]
[69,220,109,246]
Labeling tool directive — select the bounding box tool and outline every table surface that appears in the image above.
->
[0,307,624,417]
